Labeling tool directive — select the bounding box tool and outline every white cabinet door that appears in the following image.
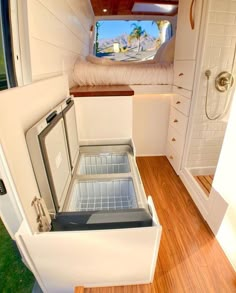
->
[175,0,203,60]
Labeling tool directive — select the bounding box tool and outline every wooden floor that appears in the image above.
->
[75,157,236,293]
[194,175,214,197]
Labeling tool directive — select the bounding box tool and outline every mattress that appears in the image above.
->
[73,59,173,86]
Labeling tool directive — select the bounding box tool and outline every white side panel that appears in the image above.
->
[0,144,23,239]
[76,97,132,143]
[133,94,170,156]
[212,87,236,270]
[0,75,69,233]
[17,198,161,293]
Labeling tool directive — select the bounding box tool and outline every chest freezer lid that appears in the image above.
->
[61,99,80,171]
[39,112,71,211]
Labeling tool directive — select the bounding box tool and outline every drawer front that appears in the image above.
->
[171,94,191,116]
[173,86,192,99]
[174,60,195,91]
[166,143,181,174]
[167,125,185,155]
[169,107,188,136]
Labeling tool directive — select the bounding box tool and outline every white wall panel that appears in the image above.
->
[27,0,94,86]
[30,38,79,81]
[133,95,171,156]
[37,0,91,41]
[67,0,94,30]
[28,0,88,54]
[76,97,133,142]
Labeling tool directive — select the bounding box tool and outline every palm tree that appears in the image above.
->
[95,22,103,55]
[156,20,170,44]
[128,23,147,52]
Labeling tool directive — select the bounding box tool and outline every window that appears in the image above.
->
[0,0,16,90]
[94,20,172,62]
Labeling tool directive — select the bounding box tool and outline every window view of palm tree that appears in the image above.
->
[0,21,8,91]
[94,20,172,61]
[0,0,16,90]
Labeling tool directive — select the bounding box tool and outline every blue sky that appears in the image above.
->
[97,20,159,40]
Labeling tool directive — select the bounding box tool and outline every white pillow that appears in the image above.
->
[154,35,175,63]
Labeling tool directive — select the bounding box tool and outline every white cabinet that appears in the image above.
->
[166,93,190,174]
[171,93,191,116]
[173,60,196,90]
[174,0,203,61]
[167,0,203,174]
[169,107,188,136]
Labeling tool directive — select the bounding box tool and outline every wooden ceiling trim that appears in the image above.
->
[134,0,179,4]
[91,0,179,16]
[111,0,119,15]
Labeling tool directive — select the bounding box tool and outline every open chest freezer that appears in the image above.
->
[0,76,161,292]
[26,98,151,231]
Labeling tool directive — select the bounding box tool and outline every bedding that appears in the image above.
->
[73,36,175,86]
[73,60,173,86]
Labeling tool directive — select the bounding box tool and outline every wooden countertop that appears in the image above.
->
[70,85,134,97]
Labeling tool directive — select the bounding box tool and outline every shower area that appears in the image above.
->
[183,0,236,207]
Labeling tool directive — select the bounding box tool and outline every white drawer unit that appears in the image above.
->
[166,143,181,175]
[174,60,196,91]
[172,94,191,116]
[173,85,192,99]
[169,0,203,175]
[166,92,191,174]
[167,125,185,155]
[169,106,188,136]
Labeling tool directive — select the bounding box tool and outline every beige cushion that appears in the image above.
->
[153,35,175,63]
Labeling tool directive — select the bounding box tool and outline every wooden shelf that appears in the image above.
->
[70,85,134,97]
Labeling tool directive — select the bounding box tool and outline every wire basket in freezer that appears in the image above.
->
[69,179,138,212]
[78,153,130,175]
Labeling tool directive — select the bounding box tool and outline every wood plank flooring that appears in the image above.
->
[75,157,236,293]
[194,175,214,197]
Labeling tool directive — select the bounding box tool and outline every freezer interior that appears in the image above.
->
[68,178,137,212]
[78,153,130,175]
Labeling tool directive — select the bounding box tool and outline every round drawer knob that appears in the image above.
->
[170,155,174,160]
[176,101,181,104]
[172,138,176,142]
[173,119,178,123]
[179,73,184,77]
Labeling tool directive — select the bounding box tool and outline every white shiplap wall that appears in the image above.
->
[187,0,236,168]
[27,0,94,86]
